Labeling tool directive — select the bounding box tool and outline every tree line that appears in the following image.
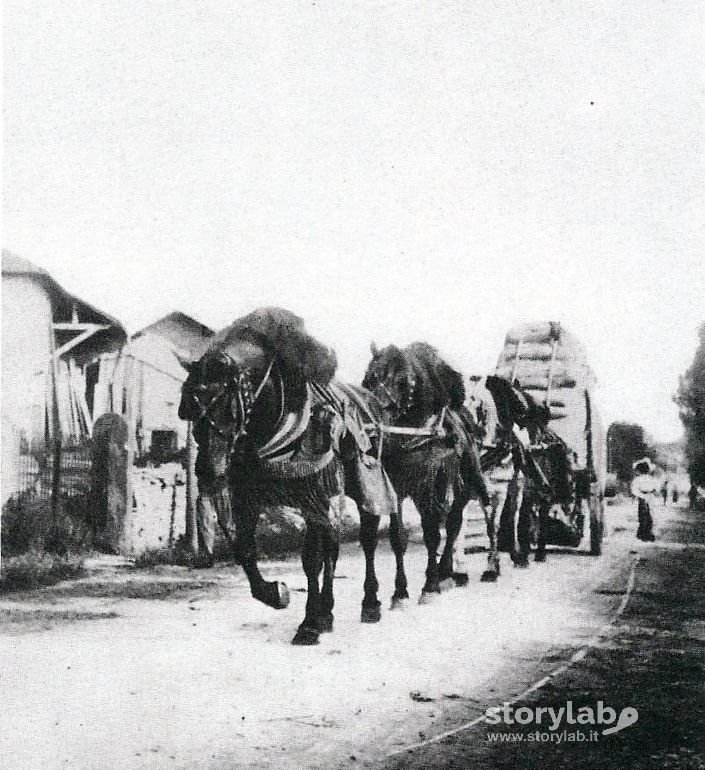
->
[675,322,705,487]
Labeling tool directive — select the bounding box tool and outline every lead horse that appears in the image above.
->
[362,342,496,601]
[178,308,397,645]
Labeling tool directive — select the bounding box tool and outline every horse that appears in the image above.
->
[178,308,397,646]
[469,376,577,564]
[362,342,496,602]
[521,422,578,561]
[463,375,534,571]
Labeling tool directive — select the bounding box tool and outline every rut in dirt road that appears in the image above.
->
[378,503,705,770]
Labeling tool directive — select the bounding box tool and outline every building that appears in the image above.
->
[92,312,214,461]
[2,250,127,503]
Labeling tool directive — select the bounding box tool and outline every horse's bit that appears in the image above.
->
[379,374,416,419]
[190,356,277,451]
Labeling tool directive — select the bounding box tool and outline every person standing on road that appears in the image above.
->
[631,459,658,541]
[661,479,669,506]
[689,483,699,510]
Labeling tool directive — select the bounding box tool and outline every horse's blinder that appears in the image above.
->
[187,356,277,457]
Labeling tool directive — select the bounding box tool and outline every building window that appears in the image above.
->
[151,430,178,462]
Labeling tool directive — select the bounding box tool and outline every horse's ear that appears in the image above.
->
[370,341,380,358]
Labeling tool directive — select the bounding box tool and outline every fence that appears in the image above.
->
[1,428,95,556]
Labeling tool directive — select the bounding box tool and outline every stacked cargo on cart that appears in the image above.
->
[495,321,606,554]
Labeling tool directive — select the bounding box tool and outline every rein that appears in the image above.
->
[192,356,277,444]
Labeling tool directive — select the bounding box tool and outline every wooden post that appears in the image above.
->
[184,421,199,554]
[121,354,136,556]
[49,321,63,528]
[91,414,128,552]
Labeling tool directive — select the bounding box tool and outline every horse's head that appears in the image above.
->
[362,342,417,421]
[178,340,273,478]
[179,307,338,478]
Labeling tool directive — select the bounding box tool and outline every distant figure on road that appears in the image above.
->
[661,480,669,506]
[689,483,699,510]
[631,458,658,542]
[672,485,679,504]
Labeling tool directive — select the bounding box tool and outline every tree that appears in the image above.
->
[606,422,654,484]
[674,322,705,487]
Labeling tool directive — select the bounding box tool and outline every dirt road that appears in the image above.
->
[2,499,700,769]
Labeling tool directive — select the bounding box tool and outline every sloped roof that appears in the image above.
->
[132,311,214,360]
[2,249,126,331]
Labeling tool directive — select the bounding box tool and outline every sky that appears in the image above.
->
[3,1,704,442]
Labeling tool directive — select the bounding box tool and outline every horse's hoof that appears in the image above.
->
[316,613,334,633]
[390,596,409,611]
[534,552,546,563]
[361,605,381,623]
[480,570,499,582]
[292,626,320,646]
[418,589,440,605]
[511,555,530,568]
[439,577,456,593]
[453,572,469,587]
[255,581,290,609]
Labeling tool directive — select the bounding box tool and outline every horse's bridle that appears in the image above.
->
[190,356,278,450]
[378,373,416,420]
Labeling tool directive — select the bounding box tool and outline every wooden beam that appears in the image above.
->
[52,325,108,359]
[53,322,109,331]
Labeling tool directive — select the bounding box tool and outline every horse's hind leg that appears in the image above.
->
[439,494,469,587]
[534,500,549,563]
[506,473,531,567]
[292,524,323,646]
[345,466,383,622]
[480,493,501,582]
[359,511,382,622]
[318,525,339,633]
[389,498,410,610]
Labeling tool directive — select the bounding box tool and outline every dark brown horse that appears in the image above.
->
[179,308,397,645]
[521,421,578,561]
[473,376,577,564]
[362,342,495,602]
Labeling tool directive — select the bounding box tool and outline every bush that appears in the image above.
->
[0,551,85,593]
[2,493,93,558]
[133,539,195,568]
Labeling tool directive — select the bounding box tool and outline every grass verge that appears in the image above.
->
[0,551,85,594]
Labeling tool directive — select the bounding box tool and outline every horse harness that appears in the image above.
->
[189,356,280,451]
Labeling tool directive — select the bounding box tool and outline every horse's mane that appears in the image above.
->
[404,342,465,414]
[210,307,337,411]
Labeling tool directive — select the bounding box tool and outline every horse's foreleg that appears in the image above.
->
[419,507,442,601]
[236,506,290,610]
[439,494,469,587]
[359,511,382,622]
[318,525,339,633]
[480,493,501,582]
[389,498,410,609]
[292,524,323,646]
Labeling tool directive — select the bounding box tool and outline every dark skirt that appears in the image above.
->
[637,498,654,541]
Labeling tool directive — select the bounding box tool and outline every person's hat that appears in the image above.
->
[632,457,655,473]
